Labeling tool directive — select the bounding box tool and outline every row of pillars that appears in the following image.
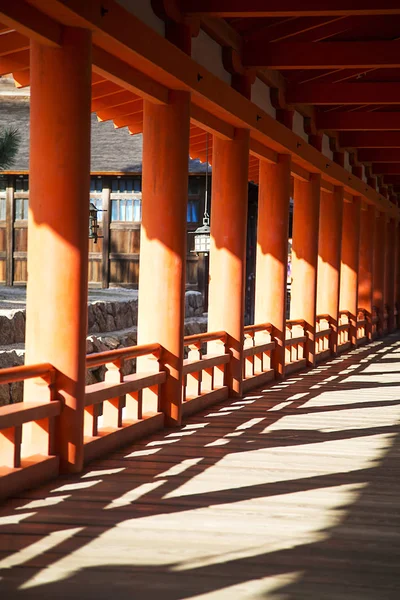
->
[24,29,399,473]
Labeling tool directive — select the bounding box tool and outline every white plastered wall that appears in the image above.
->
[292,111,308,143]
[322,135,333,161]
[251,77,276,118]
[192,30,231,85]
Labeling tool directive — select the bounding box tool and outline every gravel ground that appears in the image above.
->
[0,286,139,315]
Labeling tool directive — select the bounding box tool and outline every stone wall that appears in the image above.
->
[0,291,204,345]
[0,291,207,406]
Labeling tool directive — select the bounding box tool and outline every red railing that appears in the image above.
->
[0,363,61,501]
[356,308,368,345]
[383,305,390,334]
[338,310,352,353]
[84,342,166,464]
[242,323,275,392]
[315,314,332,363]
[372,307,379,338]
[182,331,229,416]
[285,319,307,374]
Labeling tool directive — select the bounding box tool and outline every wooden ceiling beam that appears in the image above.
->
[182,0,400,17]
[12,69,30,88]
[244,17,348,44]
[340,132,400,148]
[288,83,400,105]
[358,149,400,162]
[243,41,400,70]
[92,46,168,105]
[0,0,62,47]
[113,112,143,129]
[372,164,400,175]
[0,50,29,76]
[97,99,143,122]
[0,32,29,57]
[317,112,400,131]
[191,104,235,140]
[91,90,138,112]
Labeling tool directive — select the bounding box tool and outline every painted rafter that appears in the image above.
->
[182,1,400,17]
[317,112,400,131]
[0,0,62,46]
[0,49,29,76]
[340,132,400,148]
[373,164,400,175]
[21,0,399,215]
[288,83,400,105]
[243,41,400,70]
[92,47,168,105]
[358,149,400,162]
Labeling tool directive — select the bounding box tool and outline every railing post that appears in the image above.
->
[24,29,92,473]
[340,196,361,346]
[396,221,400,329]
[208,129,250,397]
[358,204,376,340]
[385,218,396,332]
[373,211,387,336]
[137,91,190,426]
[291,174,321,367]
[255,155,291,378]
[317,187,344,355]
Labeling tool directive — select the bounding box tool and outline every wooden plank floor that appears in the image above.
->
[1,335,400,599]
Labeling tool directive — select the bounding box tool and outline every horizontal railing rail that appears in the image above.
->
[356,308,368,345]
[315,314,332,363]
[182,330,229,416]
[285,319,307,374]
[84,342,165,464]
[0,362,60,501]
[338,310,352,353]
[242,323,275,391]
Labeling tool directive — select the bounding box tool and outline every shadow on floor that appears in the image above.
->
[0,336,400,599]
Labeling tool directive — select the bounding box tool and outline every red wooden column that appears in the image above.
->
[385,218,396,332]
[137,91,190,426]
[316,187,344,355]
[373,211,387,335]
[340,196,361,346]
[255,155,291,378]
[358,204,376,340]
[396,221,400,328]
[25,29,92,473]
[291,174,321,366]
[208,129,250,397]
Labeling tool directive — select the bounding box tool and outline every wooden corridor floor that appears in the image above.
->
[1,337,400,599]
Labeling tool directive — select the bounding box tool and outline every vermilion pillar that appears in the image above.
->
[255,155,291,378]
[25,29,92,472]
[291,174,321,366]
[138,91,190,426]
[373,212,387,335]
[340,196,361,346]
[385,218,396,332]
[208,129,250,396]
[358,204,376,340]
[396,222,400,328]
[317,187,344,354]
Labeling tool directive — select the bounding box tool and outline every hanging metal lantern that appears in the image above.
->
[89,202,102,243]
[193,214,211,254]
[191,133,211,255]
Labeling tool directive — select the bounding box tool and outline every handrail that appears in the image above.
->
[86,342,161,368]
[184,330,227,346]
[0,363,55,384]
[244,322,273,335]
[286,318,306,327]
[316,314,331,322]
